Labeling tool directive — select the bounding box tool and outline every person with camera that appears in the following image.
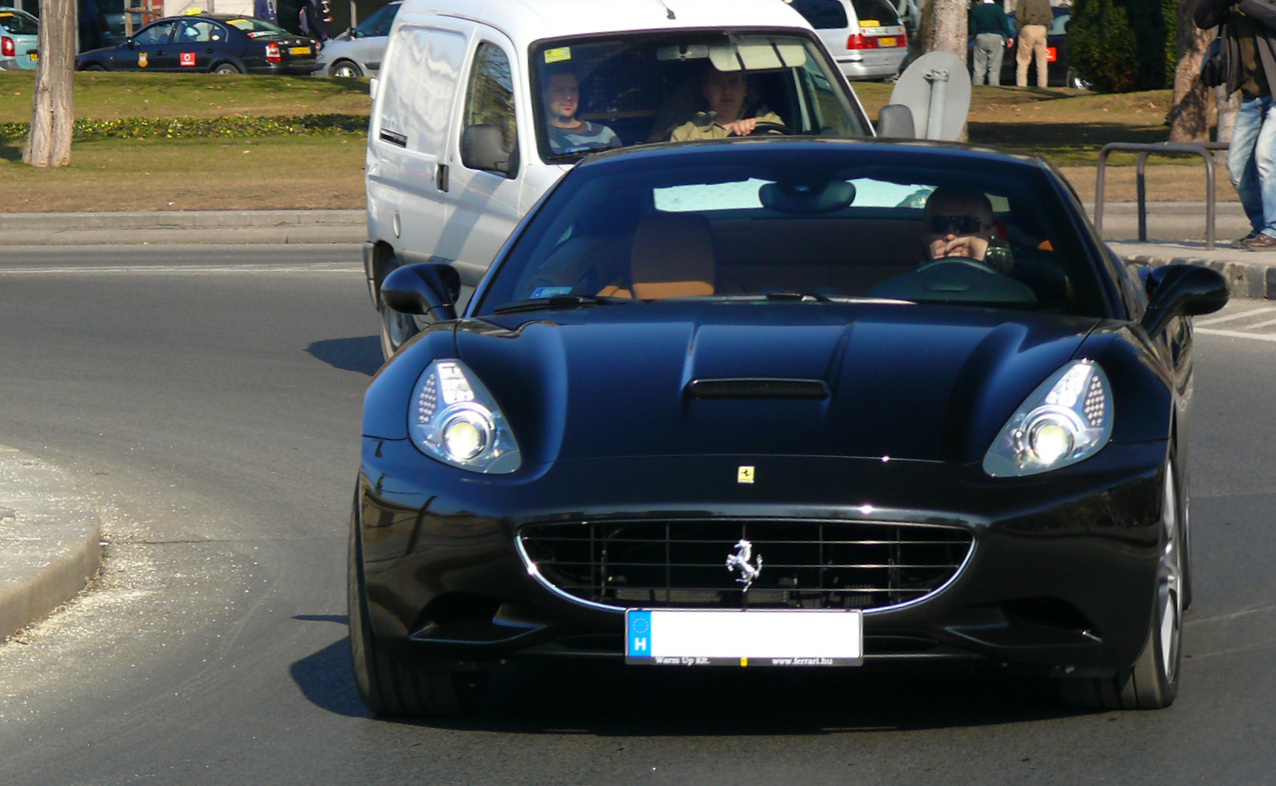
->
[1197,0,1276,250]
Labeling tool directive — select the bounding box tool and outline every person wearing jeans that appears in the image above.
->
[1197,0,1276,249]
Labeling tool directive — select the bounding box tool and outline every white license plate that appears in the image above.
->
[625,609,863,666]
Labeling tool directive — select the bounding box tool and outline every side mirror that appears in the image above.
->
[381,263,461,323]
[876,104,915,139]
[1140,264,1229,337]
[461,124,515,176]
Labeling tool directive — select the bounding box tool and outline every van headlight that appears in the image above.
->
[983,360,1113,477]
[409,360,521,473]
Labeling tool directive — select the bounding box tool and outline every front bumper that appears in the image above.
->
[355,437,1167,678]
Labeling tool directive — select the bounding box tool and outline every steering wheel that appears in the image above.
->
[916,256,1003,276]
[745,121,792,136]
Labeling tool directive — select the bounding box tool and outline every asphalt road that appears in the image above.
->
[0,245,1274,785]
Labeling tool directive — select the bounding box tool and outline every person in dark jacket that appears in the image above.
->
[1015,0,1053,87]
[970,0,1015,86]
[1197,0,1276,249]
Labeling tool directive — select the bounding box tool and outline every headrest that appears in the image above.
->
[630,212,715,299]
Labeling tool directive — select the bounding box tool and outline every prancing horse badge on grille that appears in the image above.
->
[726,539,763,591]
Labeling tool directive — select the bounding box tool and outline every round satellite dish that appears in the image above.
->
[888,51,971,141]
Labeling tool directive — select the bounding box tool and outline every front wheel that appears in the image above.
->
[330,60,363,78]
[211,63,242,75]
[81,63,107,71]
[348,502,489,717]
[377,275,420,360]
[1061,459,1182,710]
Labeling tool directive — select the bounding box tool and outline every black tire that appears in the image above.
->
[347,500,489,717]
[211,63,242,75]
[81,63,107,71]
[330,60,363,78]
[376,260,420,360]
[1061,457,1182,710]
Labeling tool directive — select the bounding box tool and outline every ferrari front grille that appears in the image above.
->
[517,519,972,611]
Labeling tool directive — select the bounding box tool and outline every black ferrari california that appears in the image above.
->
[350,139,1229,717]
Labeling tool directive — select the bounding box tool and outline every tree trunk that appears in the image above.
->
[932,0,969,61]
[23,0,76,168]
[1167,0,1211,141]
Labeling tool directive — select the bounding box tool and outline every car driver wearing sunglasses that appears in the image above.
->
[923,186,1002,265]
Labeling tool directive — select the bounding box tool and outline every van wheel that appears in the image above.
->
[348,501,489,717]
[377,276,420,360]
[1060,458,1182,710]
[331,60,363,78]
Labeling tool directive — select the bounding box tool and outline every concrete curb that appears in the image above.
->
[0,446,101,641]
[0,209,365,246]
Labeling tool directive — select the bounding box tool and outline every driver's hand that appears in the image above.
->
[930,235,989,260]
[726,118,759,136]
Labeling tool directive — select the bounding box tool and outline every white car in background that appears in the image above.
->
[788,0,909,81]
[316,0,399,78]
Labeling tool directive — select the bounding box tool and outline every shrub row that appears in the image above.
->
[0,113,368,141]
[1068,0,1173,93]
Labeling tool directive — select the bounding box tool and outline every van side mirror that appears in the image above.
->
[1140,264,1229,337]
[876,104,915,139]
[381,263,461,323]
[461,124,515,176]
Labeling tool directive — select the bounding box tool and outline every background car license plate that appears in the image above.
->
[290,46,311,55]
[625,609,862,666]
[878,37,897,47]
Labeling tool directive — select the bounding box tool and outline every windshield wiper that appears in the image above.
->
[763,291,832,302]
[492,294,632,315]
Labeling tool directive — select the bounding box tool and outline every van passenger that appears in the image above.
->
[542,69,622,155]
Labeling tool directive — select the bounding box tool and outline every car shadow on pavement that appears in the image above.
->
[306,336,383,377]
[290,614,368,719]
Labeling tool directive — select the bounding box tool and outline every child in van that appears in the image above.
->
[542,68,622,155]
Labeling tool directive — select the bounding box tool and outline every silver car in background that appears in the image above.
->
[316,0,399,77]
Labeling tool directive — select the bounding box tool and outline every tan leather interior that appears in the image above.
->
[629,212,716,299]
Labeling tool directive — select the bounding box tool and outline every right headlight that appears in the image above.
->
[408,360,521,474]
[983,360,1113,477]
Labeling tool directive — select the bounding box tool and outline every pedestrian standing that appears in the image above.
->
[1197,0,1276,249]
[254,0,279,24]
[970,0,1015,86]
[1015,0,1052,88]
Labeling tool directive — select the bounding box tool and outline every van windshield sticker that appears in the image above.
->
[544,47,571,63]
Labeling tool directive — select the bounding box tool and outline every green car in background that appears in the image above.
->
[0,6,38,71]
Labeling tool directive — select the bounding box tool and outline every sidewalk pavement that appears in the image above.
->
[1,202,1274,643]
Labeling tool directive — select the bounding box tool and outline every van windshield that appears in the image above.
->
[531,31,869,162]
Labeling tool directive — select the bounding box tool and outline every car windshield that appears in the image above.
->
[226,17,287,36]
[530,31,868,163]
[476,144,1111,319]
[0,9,38,35]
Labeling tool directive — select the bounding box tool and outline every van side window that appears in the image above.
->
[463,42,519,175]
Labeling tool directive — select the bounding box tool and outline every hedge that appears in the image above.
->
[0,113,368,141]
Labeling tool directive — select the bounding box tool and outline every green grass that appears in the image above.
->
[1,72,1207,211]
[0,70,372,123]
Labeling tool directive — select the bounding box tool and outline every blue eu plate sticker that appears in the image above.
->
[627,610,653,660]
[531,286,573,299]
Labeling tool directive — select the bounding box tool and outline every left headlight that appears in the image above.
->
[983,360,1113,477]
[409,360,521,474]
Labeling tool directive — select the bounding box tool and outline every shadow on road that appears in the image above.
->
[307,336,382,377]
[290,614,368,719]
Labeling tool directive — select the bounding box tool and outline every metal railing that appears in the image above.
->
[1093,141,1230,250]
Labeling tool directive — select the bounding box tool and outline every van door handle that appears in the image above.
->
[436,163,449,192]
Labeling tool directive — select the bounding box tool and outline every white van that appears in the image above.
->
[364,0,878,357]
[788,0,910,81]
